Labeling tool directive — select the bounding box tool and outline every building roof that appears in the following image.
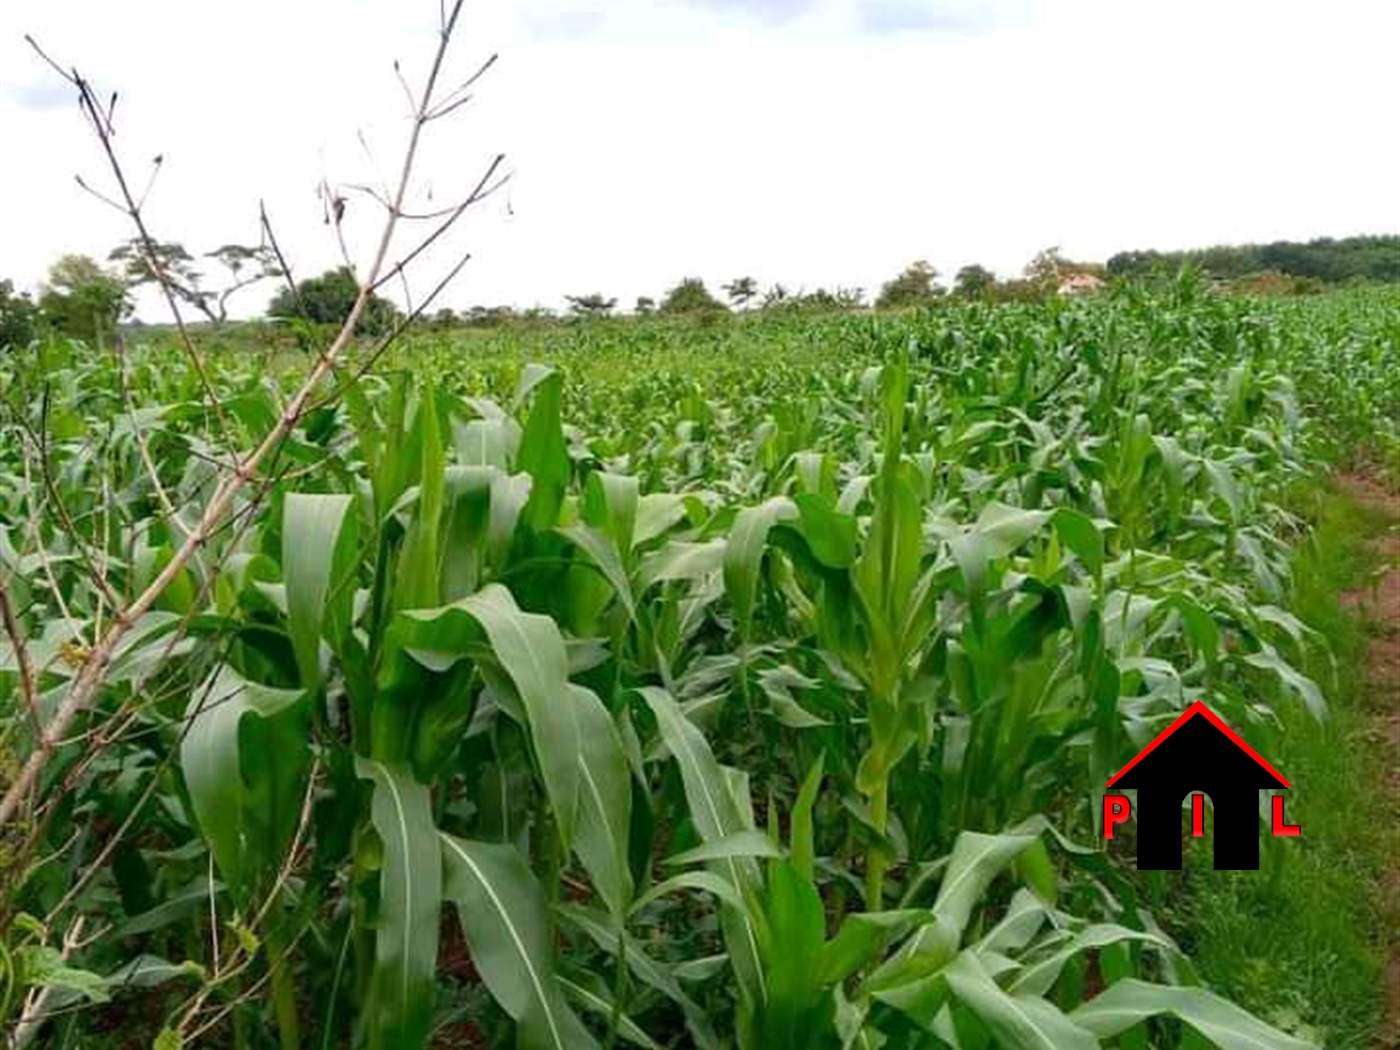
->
[1105,701,1290,789]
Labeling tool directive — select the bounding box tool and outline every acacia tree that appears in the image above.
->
[109,237,282,326]
[564,292,617,318]
[722,276,758,309]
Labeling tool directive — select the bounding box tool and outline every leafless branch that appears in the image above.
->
[26,35,236,454]
[1,0,494,830]
[0,579,40,740]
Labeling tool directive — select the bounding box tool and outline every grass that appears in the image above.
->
[1167,479,1398,1049]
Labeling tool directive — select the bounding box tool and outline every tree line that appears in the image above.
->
[3,234,1397,349]
[1107,234,1400,284]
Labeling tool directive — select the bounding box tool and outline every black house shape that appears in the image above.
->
[1107,701,1290,870]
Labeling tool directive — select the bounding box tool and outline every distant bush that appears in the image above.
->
[38,254,130,347]
[875,260,941,309]
[660,277,727,315]
[267,266,401,335]
[0,279,40,351]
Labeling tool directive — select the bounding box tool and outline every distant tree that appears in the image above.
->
[876,260,941,310]
[38,254,129,346]
[1024,247,1104,287]
[1022,247,1065,283]
[267,266,400,335]
[953,264,996,300]
[722,276,759,310]
[634,296,656,316]
[430,307,459,329]
[464,305,516,327]
[110,238,281,326]
[761,283,791,309]
[793,287,865,312]
[660,278,726,315]
[565,293,617,318]
[1106,235,1400,285]
[0,279,40,351]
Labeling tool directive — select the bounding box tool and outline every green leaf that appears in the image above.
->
[559,524,635,619]
[397,386,446,609]
[664,829,782,866]
[886,830,1038,976]
[180,668,306,901]
[932,831,1039,943]
[1051,509,1105,576]
[638,686,767,1005]
[637,539,726,593]
[441,835,598,1049]
[395,584,581,847]
[358,759,441,1050]
[1071,979,1320,1050]
[516,366,570,532]
[1243,645,1327,721]
[790,752,825,882]
[282,492,357,688]
[571,683,634,920]
[1009,925,1171,997]
[559,976,662,1050]
[944,952,1097,1050]
[724,497,798,638]
[821,910,931,985]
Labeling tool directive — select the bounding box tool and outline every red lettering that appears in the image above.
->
[1103,794,1131,838]
[1271,795,1300,836]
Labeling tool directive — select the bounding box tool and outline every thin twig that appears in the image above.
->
[0,578,40,739]
[1,0,490,830]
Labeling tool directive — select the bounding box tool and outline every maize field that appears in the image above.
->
[1,279,1398,1048]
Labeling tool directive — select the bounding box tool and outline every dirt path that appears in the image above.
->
[1337,474,1400,1050]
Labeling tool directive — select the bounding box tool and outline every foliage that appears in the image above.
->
[1107,234,1400,285]
[722,276,759,309]
[660,277,727,315]
[953,263,996,300]
[266,265,401,335]
[2,285,1398,1048]
[36,254,129,346]
[109,238,281,326]
[565,293,618,318]
[875,259,941,309]
[0,279,40,351]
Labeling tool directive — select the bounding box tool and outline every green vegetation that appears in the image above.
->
[1164,481,1398,1048]
[660,276,728,315]
[875,259,942,308]
[35,254,129,349]
[266,265,402,335]
[1108,234,1400,286]
[1,282,1397,1049]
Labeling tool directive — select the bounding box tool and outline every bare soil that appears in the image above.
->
[1337,473,1400,1050]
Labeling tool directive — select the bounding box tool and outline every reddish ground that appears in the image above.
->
[1337,473,1400,1050]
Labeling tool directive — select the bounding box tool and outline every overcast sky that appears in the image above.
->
[1,0,1398,320]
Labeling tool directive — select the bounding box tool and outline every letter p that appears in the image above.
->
[1103,794,1131,839]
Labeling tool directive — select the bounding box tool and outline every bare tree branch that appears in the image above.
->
[0,0,493,827]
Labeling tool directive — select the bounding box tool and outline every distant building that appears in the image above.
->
[1057,272,1106,296]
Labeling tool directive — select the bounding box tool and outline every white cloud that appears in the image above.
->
[0,0,1397,320]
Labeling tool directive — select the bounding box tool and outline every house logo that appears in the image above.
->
[1102,701,1300,870]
